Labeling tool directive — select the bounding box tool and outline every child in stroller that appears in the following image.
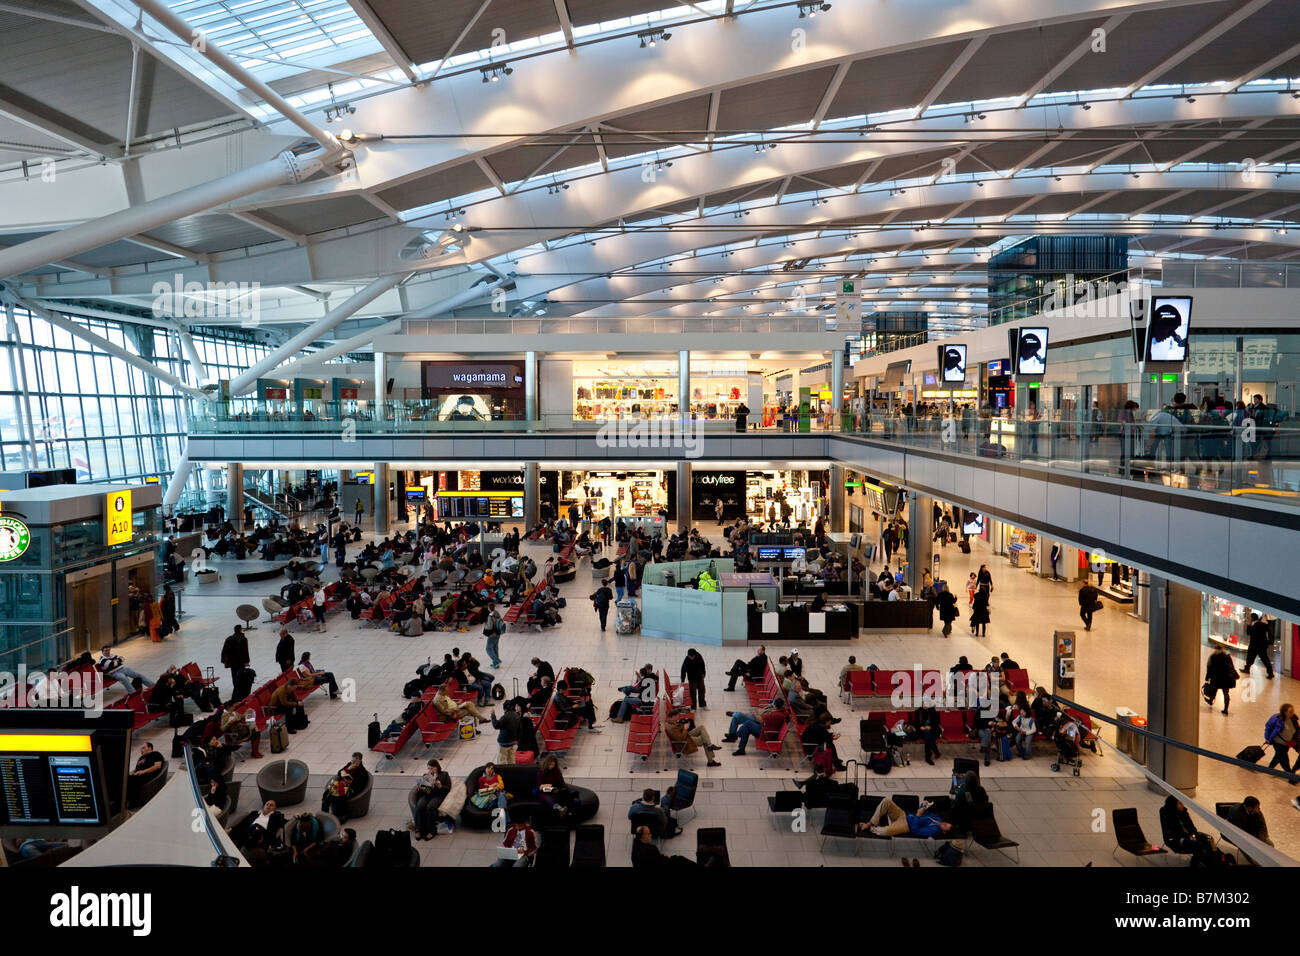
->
[1049,708,1100,776]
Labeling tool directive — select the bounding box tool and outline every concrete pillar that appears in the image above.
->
[524,461,539,528]
[524,350,538,422]
[226,463,244,530]
[374,351,387,416]
[828,463,846,533]
[1146,576,1201,794]
[905,493,935,593]
[678,349,690,421]
[830,350,844,432]
[373,463,391,535]
[676,460,691,534]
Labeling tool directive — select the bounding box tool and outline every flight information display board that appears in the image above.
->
[0,710,133,839]
[0,741,106,828]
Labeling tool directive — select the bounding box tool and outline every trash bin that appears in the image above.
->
[1129,716,1148,765]
[1115,707,1138,757]
[663,570,676,588]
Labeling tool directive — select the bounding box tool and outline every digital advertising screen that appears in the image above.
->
[961,511,985,535]
[940,344,968,383]
[1145,296,1193,363]
[1015,327,1049,375]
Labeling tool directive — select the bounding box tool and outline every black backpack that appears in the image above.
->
[400,700,422,723]
[374,828,412,865]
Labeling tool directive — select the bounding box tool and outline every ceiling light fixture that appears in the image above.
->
[480,64,514,83]
[637,28,671,47]
[797,2,832,17]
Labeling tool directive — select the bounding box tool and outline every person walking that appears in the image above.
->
[1244,613,1275,679]
[483,603,504,669]
[274,627,295,673]
[1264,703,1300,774]
[1203,645,1238,715]
[354,497,364,528]
[936,586,959,637]
[591,582,613,632]
[604,562,626,603]
[1077,582,1101,631]
[714,497,725,525]
[969,585,990,637]
[312,585,327,633]
[220,625,252,706]
[680,648,707,709]
[160,584,180,635]
[625,557,639,599]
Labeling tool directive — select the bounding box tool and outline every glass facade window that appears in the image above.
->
[0,307,272,494]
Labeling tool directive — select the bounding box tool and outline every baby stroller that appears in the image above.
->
[1049,708,1101,776]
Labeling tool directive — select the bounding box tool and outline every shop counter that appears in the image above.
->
[747,602,858,641]
[861,599,933,630]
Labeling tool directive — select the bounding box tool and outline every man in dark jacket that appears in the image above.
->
[680,649,707,709]
[1077,583,1101,631]
[936,588,959,637]
[1244,613,1275,679]
[274,628,295,673]
[220,626,251,706]
[724,645,767,692]
[592,583,613,632]
[1204,646,1238,714]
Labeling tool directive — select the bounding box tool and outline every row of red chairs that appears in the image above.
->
[275,580,349,625]
[229,666,325,734]
[360,575,420,627]
[373,677,474,758]
[536,667,588,758]
[503,579,546,626]
[626,696,662,761]
[845,667,1032,709]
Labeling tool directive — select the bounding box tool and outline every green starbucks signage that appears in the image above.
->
[0,514,31,561]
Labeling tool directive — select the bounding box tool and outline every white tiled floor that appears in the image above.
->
[111,523,1292,866]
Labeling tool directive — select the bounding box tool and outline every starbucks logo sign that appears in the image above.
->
[0,515,31,561]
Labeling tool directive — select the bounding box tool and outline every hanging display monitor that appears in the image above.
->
[1014,328,1049,375]
[961,510,985,535]
[1145,296,1193,363]
[938,344,967,383]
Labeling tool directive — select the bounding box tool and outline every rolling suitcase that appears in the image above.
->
[269,720,289,754]
[367,713,382,749]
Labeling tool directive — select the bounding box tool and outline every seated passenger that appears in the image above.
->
[628,788,681,838]
[470,762,508,811]
[431,685,489,723]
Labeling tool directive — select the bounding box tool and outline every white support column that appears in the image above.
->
[830,349,844,432]
[226,463,244,530]
[163,443,192,511]
[678,349,690,421]
[230,274,403,394]
[174,323,211,387]
[373,463,391,534]
[524,350,538,421]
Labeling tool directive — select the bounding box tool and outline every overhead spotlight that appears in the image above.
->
[1054,175,1063,182]
[480,64,514,83]
[637,28,670,47]
[977,112,986,120]
[546,183,570,194]
[797,1,832,17]
[1185,95,1196,103]
[754,140,776,153]
[1293,91,1300,99]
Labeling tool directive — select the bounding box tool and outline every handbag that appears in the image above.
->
[269,720,289,753]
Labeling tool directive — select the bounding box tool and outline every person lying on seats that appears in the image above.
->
[857,797,955,838]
